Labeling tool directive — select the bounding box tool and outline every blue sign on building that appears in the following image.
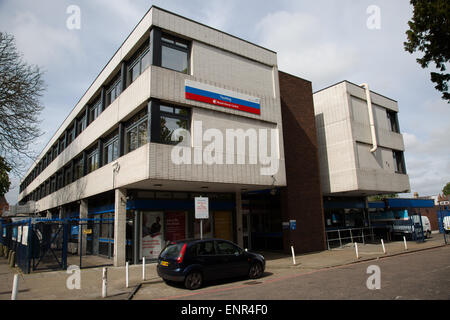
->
[71,225,79,236]
[290,220,296,231]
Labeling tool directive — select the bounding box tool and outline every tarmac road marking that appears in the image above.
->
[153,246,449,300]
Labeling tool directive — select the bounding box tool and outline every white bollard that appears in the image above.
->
[355,242,359,259]
[290,246,296,265]
[11,274,19,300]
[126,261,129,288]
[403,236,408,250]
[142,257,146,281]
[381,239,386,254]
[102,267,107,298]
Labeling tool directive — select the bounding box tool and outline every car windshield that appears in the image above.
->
[160,242,185,259]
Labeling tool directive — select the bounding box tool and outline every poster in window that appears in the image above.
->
[22,226,29,245]
[12,227,17,241]
[17,226,22,244]
[165,211,186,242]
[141,212,164,260]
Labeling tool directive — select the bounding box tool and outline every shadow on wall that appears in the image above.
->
[315,113,330,194]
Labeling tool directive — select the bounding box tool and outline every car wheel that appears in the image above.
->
[427,231,431,239]
[184,271,202,290]
[249,262,263,279]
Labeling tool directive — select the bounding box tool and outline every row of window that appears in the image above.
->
[21,102,191,203]
[20,28,191,194]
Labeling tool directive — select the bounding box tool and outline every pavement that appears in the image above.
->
[0,234,447,300]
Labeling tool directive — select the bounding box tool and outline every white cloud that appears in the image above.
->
[11,11,83,67]
[403,126,450,197]
[256,11,359,85]
[200,0,235,31]
[94,0,142,24]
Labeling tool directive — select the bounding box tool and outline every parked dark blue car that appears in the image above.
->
[157,238,265,290]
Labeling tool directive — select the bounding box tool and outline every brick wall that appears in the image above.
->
[409,207,440,231]
[279,71,326,254]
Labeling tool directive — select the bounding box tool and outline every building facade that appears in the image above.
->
[313,81,411,246]
[313,81,410,197]
[18,7,288,266]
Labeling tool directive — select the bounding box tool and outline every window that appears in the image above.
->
[197,241,215,256]
[45,181,50,196]
[57,171,64,190]
[50,176,56,194]
[125,109,148,153]
[159,104,190,145]
[78,114,87,134]
[393,150,406,174]
[387,110,400,133]
[59,137,66,153]
[64,165,73,186]
[87,148,99,173]
[127,42,150,86]
[89,99,101,124]
[161,34,189,73]
[106,76,122,106]
[67,125,75,145]
[216,241,241,255]
[53,144,59,160]
[74,157,84,180]
[104,133,119,165]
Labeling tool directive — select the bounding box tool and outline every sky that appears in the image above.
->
[0,0,448,205]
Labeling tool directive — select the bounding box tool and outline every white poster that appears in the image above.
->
[141,212,164,260]
[17,226,22,243]
[195,197,209,219]
[22,226,29,245]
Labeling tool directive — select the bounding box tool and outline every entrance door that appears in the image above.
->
[214,211,233,241]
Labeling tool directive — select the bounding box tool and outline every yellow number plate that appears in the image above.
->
[161,261,169,267]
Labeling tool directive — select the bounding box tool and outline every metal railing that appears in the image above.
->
[325,227,375,250]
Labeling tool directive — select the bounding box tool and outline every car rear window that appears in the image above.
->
[160,242,185,259]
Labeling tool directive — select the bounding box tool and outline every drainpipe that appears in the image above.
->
[360,83,377,153]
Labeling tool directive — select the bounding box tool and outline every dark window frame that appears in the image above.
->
[89,98,102,125]
[126,41,151,87]
[151,101,191,146]
[393,150,406,174]
[125,109,148,154]
[87,147,100,174]
[103,133,119,165]
[387,110,400,133]
[106,74,122,107]
[160,32,190,74]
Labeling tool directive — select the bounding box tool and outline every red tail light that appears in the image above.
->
[176,243,187,264]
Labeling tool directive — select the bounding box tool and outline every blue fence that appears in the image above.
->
[0,217,114,274]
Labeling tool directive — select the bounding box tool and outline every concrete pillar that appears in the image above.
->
[236,192,244,248]
[78,200,88,256]
[58,207,65,219]
[114,188,127,267]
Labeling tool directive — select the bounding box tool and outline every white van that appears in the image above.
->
[443,216,450,234]
[410,215,432,238]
